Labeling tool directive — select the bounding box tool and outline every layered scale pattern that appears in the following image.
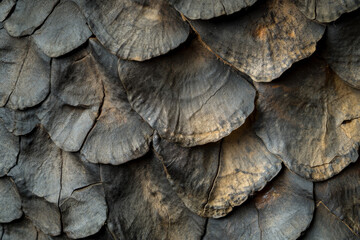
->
[0,0,359,239]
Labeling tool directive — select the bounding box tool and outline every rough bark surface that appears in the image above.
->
[153,120,282,218]
[0,0,15,22]
[120,37,255,146]
[322,10,360,89]
[167,0,258,19]
[74,0,190,61]
[293,0,360,23]
[80,39,154,165]
[314,160,360,235]
[0,177,22,223]
[0,0,359,239]
[190,0,325,82]
[32,1,92,58]
[203,169,314,240]
[255,57,360,181]
[4,0,59,37]
[101,153,206,240]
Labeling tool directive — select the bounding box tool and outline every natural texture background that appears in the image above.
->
[0,0,359,239]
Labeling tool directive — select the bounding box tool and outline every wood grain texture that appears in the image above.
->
[0,29,29,107]
[190,0,325,82]
[302,203,359,240]
[0,0,358,238]
[4,0,59,37]
[322,10,360,89]
[153,120,282,218]
[5,42,50,111]
[101,153,206,240]
[32,1,92,58]
[167,0,257,20]
[80,39,154,165]
[1,218,38,240]
[315,160,360,235]
[37,45,103,152]
[0,120,19,177]
[74,0,189,61]
[254,57,360,181]
[0,107,40,136]
[0,30,50,110]
[204,169,314,240]
[0,0,15,22]
[21,196,61,236]
[8,127,107,239]
[119,37,255,146]
[293,0,360,23]
[0,177,22,223]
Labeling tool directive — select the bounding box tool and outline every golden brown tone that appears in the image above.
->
[0,0,359,239]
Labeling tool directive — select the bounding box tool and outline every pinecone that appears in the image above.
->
[0,0,359,239]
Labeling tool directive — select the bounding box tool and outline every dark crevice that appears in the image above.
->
[73,54,88,63]
[317,201,360,238]
[30,0,61,37]
[3,58,53,114]
[341,116,360,125]
[184,16,247,76]
[70,182,103,196]
[219,0,226,15]
[202,139,222,215]
[78,81,105,152]
[1,0,16,23]
[99,165,117,240]
[4,41,31,107]
[35,57,53,109]
[62,103,92,110]
[165,207,171,240]
[189,83,224,120]
[254,204,263,240]
[342,119,352,125]
[47,57,53,99]
[7,136,21,174]
[119,72,156,133]
[0,224,4,240]
[99,163,104,184]
[58,150,64,233]
[24,57,53,110]
[298,187,316,239]
[105,225,117,240]
[200,218,209,240]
